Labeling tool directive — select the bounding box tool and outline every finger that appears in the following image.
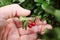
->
[16,7,31,16]
[0,19,7,34]
[40,24,52,35]
[45,24,52,29]
[7,23,20,40]
[18,28,31,35]
[0,18,20,40]
[0,4,31,19]
[7,17,22,28]
[40,25,46,35]
[35,18,43,25]
[43,20,47,24]
[21,33,37,40]
[6,18,20,40]
[29,26,39,33]
[37,25,45,35]
[13,17,22,28]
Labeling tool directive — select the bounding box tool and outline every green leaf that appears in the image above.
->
[36,3,41,6]
[36,16,41,19]
[0,0,12,6]
[54,27,60,39]
[54,10,60,22]
[18,0,25,3]
[34,0,44,3]
[43,28,57,40]
[19,16,35,21]
[13,0,16,2]
[46,0,50,4]
[22,20,28,29]
[37,11,43,15]
[19,16,28,21]
[41,2,55,14]
[13,0,15,2]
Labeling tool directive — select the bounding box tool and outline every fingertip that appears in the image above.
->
[43,20,47,24]
[45,24,52,30]
[24,9,31,16]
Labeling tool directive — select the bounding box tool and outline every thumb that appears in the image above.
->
[16,6,31,16]
[0,4,31,19]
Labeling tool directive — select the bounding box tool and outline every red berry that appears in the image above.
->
[31,22,36,26]
[28,24,32,28]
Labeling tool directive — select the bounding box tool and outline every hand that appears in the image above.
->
[0,4,52,40]
[0,4,31,28]
[0,4,31,40]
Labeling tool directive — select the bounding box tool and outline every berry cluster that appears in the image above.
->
[28,20,36,28]
[19,16,40,29]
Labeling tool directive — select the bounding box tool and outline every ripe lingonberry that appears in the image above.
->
[30,22,36,26]
[28,24,32,28]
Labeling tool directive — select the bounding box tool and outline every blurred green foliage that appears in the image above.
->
[0,0,60,40]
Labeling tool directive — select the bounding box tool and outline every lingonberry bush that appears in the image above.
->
[0,0,60,40]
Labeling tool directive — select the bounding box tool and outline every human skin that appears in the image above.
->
[0,4,52,40]
[0,4,31,33]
